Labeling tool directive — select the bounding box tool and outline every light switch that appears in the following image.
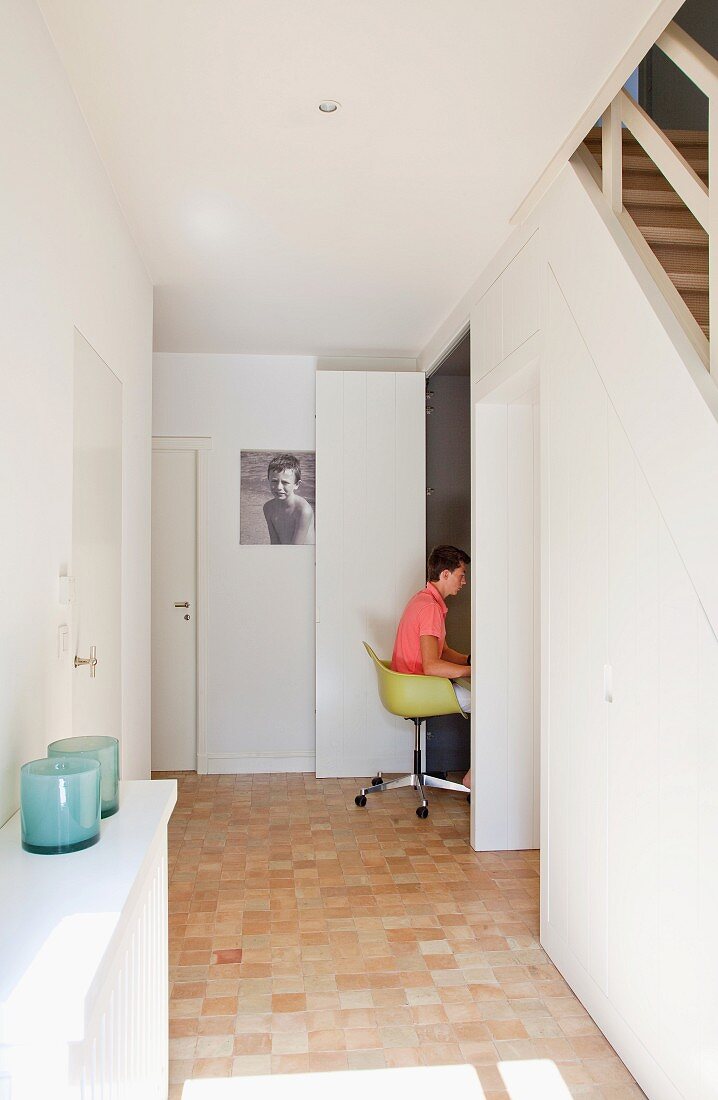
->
[58,624,69,659]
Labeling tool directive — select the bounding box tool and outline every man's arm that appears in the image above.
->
[420,635,470,679]
[442,643,469,665]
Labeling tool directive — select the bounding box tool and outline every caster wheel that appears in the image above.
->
[416,805,429,819]
[355,794,367,807]
[371,776,383,786]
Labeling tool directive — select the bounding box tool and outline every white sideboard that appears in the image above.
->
[0,779,177,1100]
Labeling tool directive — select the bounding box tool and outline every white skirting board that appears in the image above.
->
[0,780,177,1100]
[203,752,316,774]
[542,926,683,1100]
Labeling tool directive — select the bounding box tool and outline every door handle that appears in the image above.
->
[74,645,98,678]
[174,602,190,608]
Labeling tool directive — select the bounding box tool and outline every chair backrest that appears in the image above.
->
[363,642,466,719]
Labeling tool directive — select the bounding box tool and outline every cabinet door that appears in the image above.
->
[543,271,608,983]
[606,406,709,1098]
[315,372,425,777]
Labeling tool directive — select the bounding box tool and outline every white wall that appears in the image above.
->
[0,0,153,826]
[152,354,318,773]
[433,145,718,1097]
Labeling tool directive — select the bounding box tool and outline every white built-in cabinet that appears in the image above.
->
[473,400,540,852]
[315,371,426,778]
[470,210,718,1097]
[471,230,542,854]
[542,270,718,1100]
[543,270,610,986]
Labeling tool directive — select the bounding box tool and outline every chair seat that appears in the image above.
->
[357,643,470,818]
[363,642,467,719]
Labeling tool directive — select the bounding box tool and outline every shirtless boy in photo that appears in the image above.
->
[263,454,315,545]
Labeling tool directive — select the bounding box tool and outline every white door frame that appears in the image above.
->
[152,436,211,774]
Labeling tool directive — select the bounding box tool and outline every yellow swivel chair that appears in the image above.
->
[355,643,470,818]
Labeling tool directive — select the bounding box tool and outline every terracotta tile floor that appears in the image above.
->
[160,772,644,1099]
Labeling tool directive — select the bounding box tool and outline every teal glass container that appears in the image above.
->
[20,757,101,854]
[47,736,120,817]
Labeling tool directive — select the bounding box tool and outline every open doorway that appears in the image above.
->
[425,331,471,779]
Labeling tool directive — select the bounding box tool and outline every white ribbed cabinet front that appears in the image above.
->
[0,780,176,1100]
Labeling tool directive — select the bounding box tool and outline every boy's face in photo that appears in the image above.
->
[268,467,299,500]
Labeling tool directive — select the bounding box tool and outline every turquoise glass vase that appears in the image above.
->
[47,736,120,817]
[20,757,101,854]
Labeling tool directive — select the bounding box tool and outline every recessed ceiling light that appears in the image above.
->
[318,101,340,113]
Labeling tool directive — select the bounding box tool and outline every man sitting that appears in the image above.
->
[392,545,472,789]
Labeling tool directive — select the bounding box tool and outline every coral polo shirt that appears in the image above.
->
[392,583,448,675]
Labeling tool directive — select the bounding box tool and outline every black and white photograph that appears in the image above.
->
[240,450,316,545]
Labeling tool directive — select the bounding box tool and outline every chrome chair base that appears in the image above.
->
[355,718,470,817]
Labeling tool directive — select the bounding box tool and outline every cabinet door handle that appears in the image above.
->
[75,645,98,678]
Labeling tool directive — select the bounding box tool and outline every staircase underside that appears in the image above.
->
[584,127,709,341]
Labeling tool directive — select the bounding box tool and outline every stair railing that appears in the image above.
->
[600,21,718,378]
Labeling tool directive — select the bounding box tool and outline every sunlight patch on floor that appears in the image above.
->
[498,1058,573,1098]
[182,1064,485,1098]
[182,1059,575,1099]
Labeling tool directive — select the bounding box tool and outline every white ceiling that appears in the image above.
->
[39,0,663,356]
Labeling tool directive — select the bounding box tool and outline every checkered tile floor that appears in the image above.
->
[160,772,643,1098]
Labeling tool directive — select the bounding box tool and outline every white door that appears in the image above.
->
[542,271,609,986]
[315,371,425,778]
[151,449,197,771]
[473,391,540,853]
[72,331,122,744]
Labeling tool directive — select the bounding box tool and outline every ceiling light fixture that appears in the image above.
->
[318,100,340,113]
